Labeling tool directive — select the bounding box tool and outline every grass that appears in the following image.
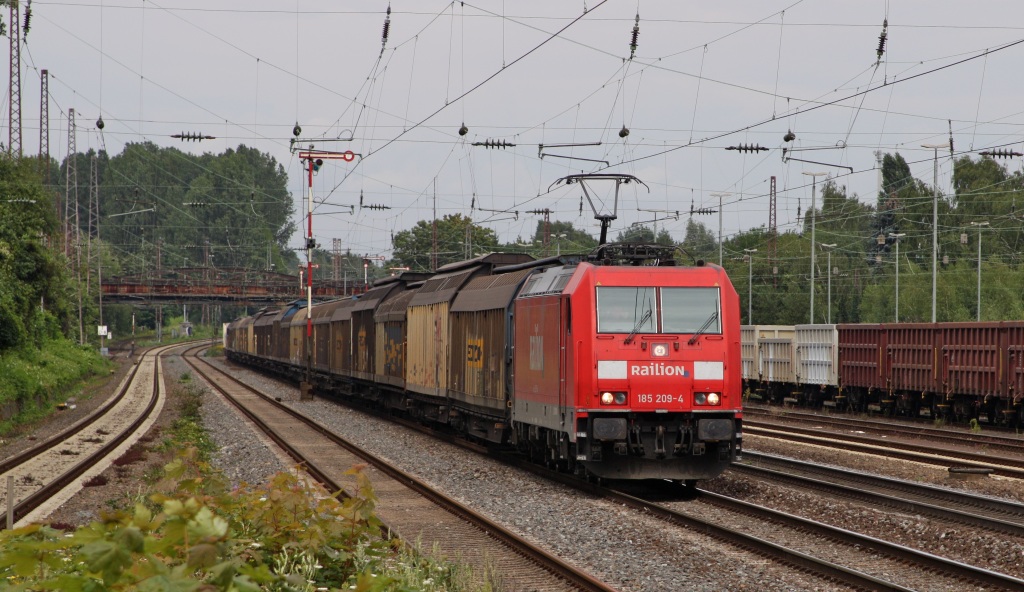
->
[0,339,111,437]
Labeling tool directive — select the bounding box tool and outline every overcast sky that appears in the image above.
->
[11,1,1024,261]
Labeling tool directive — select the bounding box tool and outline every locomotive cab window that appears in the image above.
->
[596,287,656,333]
[662,287,720,334]
[597,286,720,335]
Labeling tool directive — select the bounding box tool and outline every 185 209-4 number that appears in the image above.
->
[635,393,684,404]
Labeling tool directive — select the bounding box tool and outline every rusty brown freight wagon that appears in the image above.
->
[311,299,352,373]
[375,288,418,388]
[351,281,404,382]
[448,269,533,429]
[406,254,531,399]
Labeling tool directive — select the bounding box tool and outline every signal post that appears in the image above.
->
[297,149,356,399]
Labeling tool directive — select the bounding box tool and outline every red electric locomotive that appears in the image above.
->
[510,243,743,481]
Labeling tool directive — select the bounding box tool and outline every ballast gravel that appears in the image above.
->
[201,357,848,592]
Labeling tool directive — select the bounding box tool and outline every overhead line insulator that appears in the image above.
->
[363,204,391,211]
[380,4,391,56]
[980,149,1023,159]
[23,1,32,36]
[725,144,768,153]
[471,139,516,149]
[171,132,216,142]
[876,18,888,62]
[629,13,640,60]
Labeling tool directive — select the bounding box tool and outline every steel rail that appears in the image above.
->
[744,423,1024,479]
[694,489,1024,590]
[743,406,1024,452]
[734,452,1024,537]
[4,343,180,527]
[0,352,145,475]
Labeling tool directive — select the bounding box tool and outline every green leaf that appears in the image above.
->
[116,526,145,553]
[188,506,228,541]
[187,542,220,569]
[82,539,133,584]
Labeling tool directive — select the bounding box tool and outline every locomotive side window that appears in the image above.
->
[661,287,721,334]
[597,287,656,333]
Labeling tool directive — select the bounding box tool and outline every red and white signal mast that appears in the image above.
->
[296,146,356,395]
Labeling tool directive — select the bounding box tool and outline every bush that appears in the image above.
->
[0,449,406,591]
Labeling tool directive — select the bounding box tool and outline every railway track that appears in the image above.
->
[674,488,1024,591]
[743,419,1024,479]
[734,451,1024,537]
[272,379,1013,589]
[183,349,615,592]
[486,453,1024,590]
[1,342,180,528]
[745,405,1024,453]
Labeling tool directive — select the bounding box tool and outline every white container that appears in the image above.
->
[795,324,839,387]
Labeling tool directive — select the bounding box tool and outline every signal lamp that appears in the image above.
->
[652,343,669,357]
[601,392,615,405]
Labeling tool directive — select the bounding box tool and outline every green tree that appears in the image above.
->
[680,218,716,263]
[528,220,597,256]
[94,143,295,275]
[0,157,69,349]
[391,214,499,271]
[616,225,654,243]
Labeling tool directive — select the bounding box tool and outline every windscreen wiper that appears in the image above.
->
[624,308,652,344]
[687,311,719,345]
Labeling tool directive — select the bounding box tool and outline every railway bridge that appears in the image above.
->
[101,267,363,306]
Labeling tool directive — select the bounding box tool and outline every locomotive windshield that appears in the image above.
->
[596,287,656,333]
[596,286,720,335]
[662,287,721,334]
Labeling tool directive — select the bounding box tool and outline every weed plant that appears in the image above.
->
[0,448,486,591]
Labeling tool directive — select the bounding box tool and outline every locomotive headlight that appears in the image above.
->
[652,343,669,357]
[694,392,721,406]
[600,391,627,405]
